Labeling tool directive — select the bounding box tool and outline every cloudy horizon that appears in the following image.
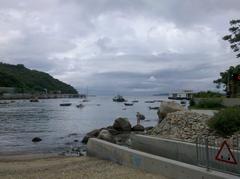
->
[0,0,240,95]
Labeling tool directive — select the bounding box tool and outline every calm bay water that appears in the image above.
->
[0,96,168,155]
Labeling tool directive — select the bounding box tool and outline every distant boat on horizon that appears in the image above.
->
[124,103,134,106]
[60,103,72,106]
[113,95,126,102]
[132,100,139,103]
[76,104,84,108]
[149,106,159,110]
[145,100,155,103]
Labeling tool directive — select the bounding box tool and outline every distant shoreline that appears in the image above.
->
[0,93,85,100]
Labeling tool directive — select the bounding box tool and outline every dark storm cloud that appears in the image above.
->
[0,0,240,94]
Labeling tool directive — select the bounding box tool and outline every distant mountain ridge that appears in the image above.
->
[0,62,78,94]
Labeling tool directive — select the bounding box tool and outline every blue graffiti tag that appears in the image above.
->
[132,154,142,167]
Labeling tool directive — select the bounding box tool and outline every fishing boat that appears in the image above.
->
[76,104,84,108]
[82,86,90,102]
[149,106,160,110]
[145,100,155,103]
[124,103,134,106]
[132,100,139,103]
[60,103,72,106]
[154,100,163,103]
[113,95,126,102]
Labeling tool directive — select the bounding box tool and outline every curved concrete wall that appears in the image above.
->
[87,138,238,179]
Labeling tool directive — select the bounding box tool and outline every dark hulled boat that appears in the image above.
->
[113,95,126,102]
[60,103,72,106]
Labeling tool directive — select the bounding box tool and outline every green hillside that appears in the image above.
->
[0,62,78,94]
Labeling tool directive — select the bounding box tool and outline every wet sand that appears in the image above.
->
[0,154,167,179]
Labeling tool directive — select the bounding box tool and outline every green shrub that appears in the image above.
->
[193,91,224,98]
[189,99,195,106]
[208,107,240,136]
[196,98,223,109]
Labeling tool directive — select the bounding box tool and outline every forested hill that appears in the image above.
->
[0,62,78,94]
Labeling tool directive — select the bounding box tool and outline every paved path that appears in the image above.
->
[190,109,218,116]
[0,155,168,179]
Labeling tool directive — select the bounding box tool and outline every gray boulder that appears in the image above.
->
[132,124,145,131]
[158,101,184,122]
[81,129,101,144]
[113,117,132,131]
[113,133,131,145]
[107,128,121,135]
[97,129,114,143]
[145,126,154,131]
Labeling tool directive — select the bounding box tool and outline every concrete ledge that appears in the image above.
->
[87,138,239,179]
[131,134,198,165]
[131,134,240,175]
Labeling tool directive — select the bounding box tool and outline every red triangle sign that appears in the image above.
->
[215,140,237,164]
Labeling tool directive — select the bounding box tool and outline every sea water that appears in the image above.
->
[0,96,168,154]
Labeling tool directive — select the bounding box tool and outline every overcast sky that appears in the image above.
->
[0,0,240,95]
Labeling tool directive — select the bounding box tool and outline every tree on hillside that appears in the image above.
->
[214,65,240,97]
[223,19,240,58]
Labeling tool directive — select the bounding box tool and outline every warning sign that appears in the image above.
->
[215,140,237,164]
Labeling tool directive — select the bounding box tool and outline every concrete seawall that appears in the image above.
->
[87,138,238,179]
[131,134,240,175]
[131,134,197,165]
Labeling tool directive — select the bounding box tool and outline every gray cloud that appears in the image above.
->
[0,0,240,95]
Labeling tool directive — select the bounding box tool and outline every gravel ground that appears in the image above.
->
[0,155,168,179]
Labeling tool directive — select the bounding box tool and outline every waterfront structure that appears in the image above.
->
[168,90,194,100]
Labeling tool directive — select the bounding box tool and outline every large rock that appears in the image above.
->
[113,117,132,131]
[145,126,154,131]
[132,124,145,131]
[157,101,184,122]
[113,133,131,146]
[97,129,114,143]
[106,126,121,135]
[81,129,101,144]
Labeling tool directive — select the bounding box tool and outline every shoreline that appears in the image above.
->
[0,153,166,179]
[0,153,59,162]
[0,94,82,100]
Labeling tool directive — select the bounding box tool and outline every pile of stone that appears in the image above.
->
[157,101,185,123]
[82,117,145,145]
[148,111,212,143]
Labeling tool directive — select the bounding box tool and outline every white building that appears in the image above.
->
[168,90,194,100]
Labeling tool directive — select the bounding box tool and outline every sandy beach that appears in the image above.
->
[0,154,167,179]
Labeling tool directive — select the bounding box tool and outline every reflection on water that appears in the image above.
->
[0,96,167,154]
